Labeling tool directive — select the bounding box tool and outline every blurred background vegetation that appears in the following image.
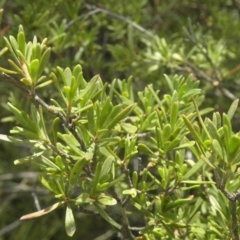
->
[1,0,240,239]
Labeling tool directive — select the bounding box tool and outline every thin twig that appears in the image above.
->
[0,220,21,236]
[231,200,239,240]
[83,3,154,39]
[128,226,145,231]
[108,187,134,239]
[65,9,101,29]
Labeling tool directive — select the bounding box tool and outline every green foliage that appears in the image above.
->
[1,1,240,240]
[1,25,240,240]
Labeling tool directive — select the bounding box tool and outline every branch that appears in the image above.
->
[231,200,239,240]
[0,72,86,151]
[0,220,21,236]
[83,3,154,39]
[108,187,135,239]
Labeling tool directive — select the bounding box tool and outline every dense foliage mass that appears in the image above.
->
[1,1,240,240]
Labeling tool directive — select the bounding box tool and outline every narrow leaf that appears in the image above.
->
[227,99,239,120]
[20,201,64,220]
[65,205,76,237]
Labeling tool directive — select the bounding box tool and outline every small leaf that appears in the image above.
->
[97,193,117,206]
[39,174,60,194]
[121,122,137,133]
[40,155,62,171]
[170,102,179,128]
[35,80,53,89]
[29,59,39,81]
[69,157,85,184]
[75,193,95,205]
[182,114,207,150]
[173,141,195,151]
[212,139,224,160]
[162,124,172,145]
[65,205,76,237]
[52,117,60,145]
[182,160,204,180]
[227,99,239,120]
[9,36,18,53]
[100,156,114,178]
[228,135,240,155]
[138,143,156,157]
[38,47,51,77]
[122,188,137,198]
[64,67,72,87]
[17,31,25,55]
[0,67,18,74]
[106,104,136,129]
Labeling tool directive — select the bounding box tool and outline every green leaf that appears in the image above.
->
[100,156,114,179]
[39,174,60,194]
[14,151,43,165]
[132,171,138,188]
[181,180,214,184]
[182,114,206,150]
[9,36,18,53]
[97,193,117,206]
[38,47,51,77]
[206,119,221,142]
[52,117,60,145]
[57,132,84,157]
[4,37,19,64]
[8,59,24,74]
[75,193,95,205]
[94,203,121,229]
[173,140,195,151]
[121,122,137,133]
[35,80,52,89]
[78,75,101,102]
[65,205,76,237]
[87,102,95,134]
[91,161,103,193]
[138,143,156,157]
[69,157,85,184]
[20,201,64,220]
[227,99,239,120]
[212,139,224,160]
[40,155,62,171]
[164,74,174,92]
[182,160,204,180]
[17,31,25,55]
[162,124,172,145]
[32,42,41,61]
[105,104,136,129]
[122,188,137,198]
[29,59,39,81]
[64,67,72,87]
[163,138,181,152]
[57,66,67,85]
[166,198,193,211]
[228,135,240,155]
[0,66,18,74]
[223,113,232,143]
[170,101,179,128]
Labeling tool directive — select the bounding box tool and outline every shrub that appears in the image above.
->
[1,25,240,240]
